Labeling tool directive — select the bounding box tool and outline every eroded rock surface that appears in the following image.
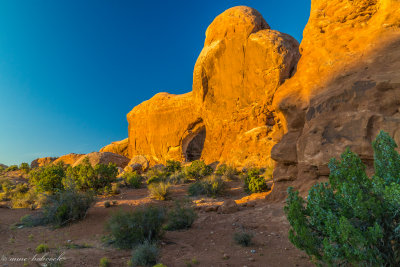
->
[100,138,129,158]
[72,152,130,169]
[31,157,57,168]
[53,153,84,166]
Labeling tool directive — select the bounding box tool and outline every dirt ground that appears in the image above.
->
[0,181,313,267]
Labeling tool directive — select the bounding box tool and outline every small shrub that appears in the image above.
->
[215,164,237,180]
[148,182,171,201]
[29,163,66,193]
[111,182,120,195]
[233,231,253,247]
[184,160,213,180]
[243,168,268,194]
[19,163,30,174]
[165,160,181,173]
[104,201,111,208]
[188,176,225,197]
[130,241,159,267]
[145,168,168,185]
[105,206,165,249]
[11,186,39,209]
[36,243,49,253]
[123,171,143,188]
[165,200,197,230]
[153,264,167,267]
[99,257,110,267]
[66,158,118,192]
[168,171,190,184]
[5,165,18,172]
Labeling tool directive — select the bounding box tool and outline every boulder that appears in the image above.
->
[270,0,400,199]
[127,155,150,171]
[72,152,130,169]
[100,138,129,157]
[31,157,57,168]
[126,6,300,168]
[218,199,239,214]
[123,163,142,173]
[53,153,84,166]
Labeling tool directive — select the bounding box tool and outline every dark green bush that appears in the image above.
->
[123,171,143,188]
[165,160,182,173]
[105,206,165,249]
[145,168,168,185]
[5,165,19,172]
[99,257,110,267]
[129,241,159,267]
[244,168,268,194]
[215,164,238,180]
[28,163,66,193]
[168,171,190,184]
[285,131,400,266]
[66,158,117,192]
[19,163,30,174]
[188,176,225,197]
[184,160,213,180]
[233,231,253,247]
[165,200,197,230]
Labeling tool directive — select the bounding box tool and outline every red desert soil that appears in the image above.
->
[0,182,312,267]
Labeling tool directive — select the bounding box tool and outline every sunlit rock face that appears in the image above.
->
[53,153,84,166]
[100,138,129,158]
[31,157,57,168]
[270,0,400,199]
[125,6,300,167]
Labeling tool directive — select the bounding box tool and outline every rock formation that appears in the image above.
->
[72,152,130,168]
[31,157,57,168]
[126,6,300,168]
[53,153,85,166]
[100,138,129,157]
[270,0,400,199]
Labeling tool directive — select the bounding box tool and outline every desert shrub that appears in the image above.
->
[19,162,30,174]
[188,175,225,197]
[123,171,143,188]
[105,206,165,249]
[111,182,120,194]
[129,241,159,267]
[29,162,66,193]
[285,131,400,266]
[148,182,171,201]
[104,201,111,208]
[99,257,110,267]
[145,168,168,185]
[165,200,197,230]
[243,168,268,194]
[66,158,117,192]
[10,185,39,209]
[168,170,190,184]
[21,189,95,228]
[233,231,253,247]
[215,164,238,181]
[165,160,181,173]
[184,160,213,180]
[5,165,18,172]
[36,243,50,253]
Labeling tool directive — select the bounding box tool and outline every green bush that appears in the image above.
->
[233,231,253,247]
[285,131,400,266]
[188,176,225,197]
[21,189,95,228]
[129,241,159,267]
[19,163,30,174]
[215,164,237,180]
[105,206,165,249]
[29,162,66,193]
[5,165,18,172]
[184,160,213,180]
[243,168,268,194]
[66,158,118,192]
[123,171,143,188]
[145,168,168,185]
[165,160,181,173]
[10,185,39,209]
[104,201,111,208]
[148,182,171,201]
[168,171,190,184]
[36,243,50,253]
[165,200,197,230]
[99,257,110,267]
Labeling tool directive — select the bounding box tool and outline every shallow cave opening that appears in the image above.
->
[184,127,206,162]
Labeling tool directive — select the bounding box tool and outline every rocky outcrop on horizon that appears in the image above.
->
[100,138,129,157]
[53,153,85,166]
[30,157,57,168]
[72,152,130,169]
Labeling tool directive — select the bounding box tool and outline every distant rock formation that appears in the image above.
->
[270,0,400,199]
[125,6,300,168]
[100,138,129,157]
[31,157,57,168]
[0,163,8,169]
[72,152,130,168]
[53,153,85,166]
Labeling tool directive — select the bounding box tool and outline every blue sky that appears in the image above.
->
[0,0,310,165]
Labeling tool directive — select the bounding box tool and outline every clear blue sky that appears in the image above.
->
[0,0,310,165]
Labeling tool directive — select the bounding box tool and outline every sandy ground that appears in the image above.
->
[0,181,313,267]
